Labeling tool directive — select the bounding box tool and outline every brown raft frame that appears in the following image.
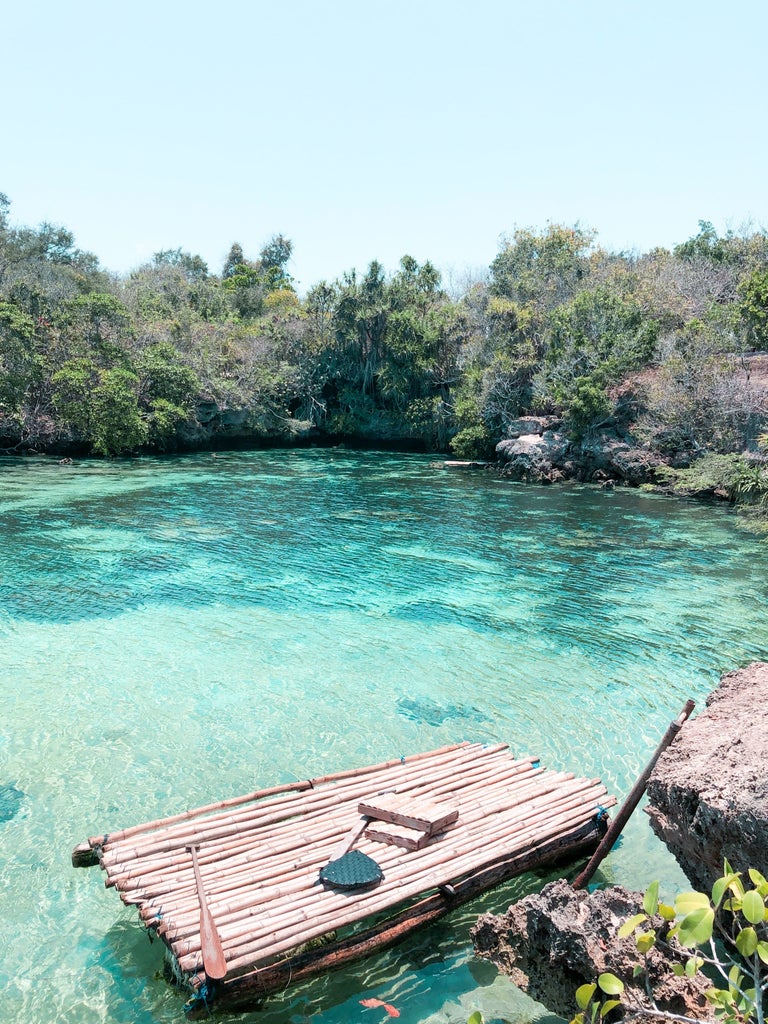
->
[73,741,614,1018]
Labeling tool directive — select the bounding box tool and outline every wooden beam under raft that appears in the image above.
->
[72,741,615,1018]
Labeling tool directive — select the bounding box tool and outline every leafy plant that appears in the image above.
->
[572,864,768,1024]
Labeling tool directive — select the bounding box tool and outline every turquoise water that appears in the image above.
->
[2,449,767,1024]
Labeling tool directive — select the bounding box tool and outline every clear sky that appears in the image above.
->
[3,0,767,292]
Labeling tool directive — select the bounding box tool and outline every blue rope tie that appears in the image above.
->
[400,755,406,764]
[184,982,212,1017]
[595,804,609,821]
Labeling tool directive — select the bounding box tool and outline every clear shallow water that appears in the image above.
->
[1,449,767,1024]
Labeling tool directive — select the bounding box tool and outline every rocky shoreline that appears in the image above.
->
[494,415,666,487]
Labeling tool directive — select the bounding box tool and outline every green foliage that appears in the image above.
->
[53,359,146,455]
[60,292,133,361]
[450,424,494,459]
[655,453,768,508]
[577,864,768,1024]
[738,269,768,348]
[0,300,38,413]
[137,341,200,408]
[1,193,767,464]
[674,221,731,265]
[562,375,612,435]
[490,223,597,310]
[571,974,625,1024]
[152,248,209,283]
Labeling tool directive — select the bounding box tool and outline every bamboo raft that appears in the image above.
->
[72,741,615,1017]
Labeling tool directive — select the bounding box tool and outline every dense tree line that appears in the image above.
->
[0,192,766,515]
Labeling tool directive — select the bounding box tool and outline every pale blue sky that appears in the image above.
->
[3,0,766,291]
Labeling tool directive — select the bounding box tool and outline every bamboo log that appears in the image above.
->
[148,782,562,937]
[105,751,539,889]
[202,783,610,951]
[173,785,612,971]
[184,821,604,1017]
[134,770,572,926]
[572,699,695,890]
[142,772,593,931]
[101,743,515,869]
[157,787,601,948]
[128,761,547,901]
[177,796,611,975]
[219,798,606,966]
[87,742,475,851]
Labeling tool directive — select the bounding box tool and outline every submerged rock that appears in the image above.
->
[646,661,768,892]
[0,784,24,822]
[471,878,712,1020]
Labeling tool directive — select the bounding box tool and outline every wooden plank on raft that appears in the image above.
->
[357,793,459,834]
[365,820,431,850]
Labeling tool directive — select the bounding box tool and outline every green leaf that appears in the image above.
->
[756,941,768,965]
[748,868,767,889]
[599,1000,622,1018]
[597,973,624,996]
[576,984,597,1010]
[618,914,647,938]
[658,902,676,921]
[741,890,765,925]
[676,906,715,947]
[685,956,703,977]
[675,891,711,915]
[713,873,742,907]
[644,880,659,916]
[636,930,656,954]
[633,965,645,978]
[467,1013,483,1024]
[728,964,743,995]
[736,927,758,957]
[671,963,685,977]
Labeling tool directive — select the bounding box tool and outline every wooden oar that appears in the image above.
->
[187,845,228,980]
[325,814,371,863]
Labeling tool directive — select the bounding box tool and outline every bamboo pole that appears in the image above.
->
[127,759,545,897]
[136,769,558,929]
[173,785,612,972]
[104,748,536,887]
[87,742,474,851]
[133,768,568,924]
[176,797,611,976]
[142,770,574,935]
[101,743,515,869]
[572,699,695,890]
[151,771,591,923]
[184,821,604,1017]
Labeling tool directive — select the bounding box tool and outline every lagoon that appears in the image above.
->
[2,449,767,1024]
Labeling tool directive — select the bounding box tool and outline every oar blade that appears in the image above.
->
[188,845,228,980]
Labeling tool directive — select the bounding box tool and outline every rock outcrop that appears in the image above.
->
[646,661,768,893]
[495,425,666,485]
[471,878,712,1020]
